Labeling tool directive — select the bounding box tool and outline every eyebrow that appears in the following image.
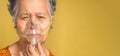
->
[20,12,29,17]
[19,12,47,17]
[36,12,46,16]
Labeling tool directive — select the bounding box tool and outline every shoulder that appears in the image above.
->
[0,47,11,56]
[49,51,54,56]
[44,47,54,56]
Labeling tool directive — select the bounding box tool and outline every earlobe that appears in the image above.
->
[14,19,17,29]
[50,16,54,30]
[51,16,54,22]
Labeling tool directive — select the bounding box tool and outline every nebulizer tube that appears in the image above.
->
[30,26,50,46]
[20,24,50,46]
[17,17,51,47]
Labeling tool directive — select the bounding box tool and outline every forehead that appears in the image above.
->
[17,0,49,14]
[18,0,48,6]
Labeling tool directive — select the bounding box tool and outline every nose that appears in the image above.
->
[27,18,39,29]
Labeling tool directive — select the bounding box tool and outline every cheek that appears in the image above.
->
[39,31,49,42]
[41,19,51,30]
[16,21,27,33]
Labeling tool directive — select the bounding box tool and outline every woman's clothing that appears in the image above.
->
[0,47,53,56]
[0,47,11,56]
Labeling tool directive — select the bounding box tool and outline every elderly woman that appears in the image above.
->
[0,0,56,56]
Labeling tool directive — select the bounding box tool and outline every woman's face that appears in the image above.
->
[16,0,51,43]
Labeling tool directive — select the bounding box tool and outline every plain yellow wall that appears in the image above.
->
[0,0,120,56]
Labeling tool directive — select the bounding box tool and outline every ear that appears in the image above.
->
[51,16,54,22]
[14,19,17,29]
[50,16,54,30]
[50,16,54,25]
[14,22,17,29]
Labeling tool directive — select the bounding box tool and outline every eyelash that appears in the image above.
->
[37,16,45,18]
[20,15,45,20]
[23,16,29,18]
[20,14,29,19]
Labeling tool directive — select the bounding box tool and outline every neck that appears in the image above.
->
[18,38,45,48]
[17,39,28,56]
[18,38,46,52]
[9,39,48,56]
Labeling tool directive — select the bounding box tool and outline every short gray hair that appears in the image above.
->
[8,0,56,21]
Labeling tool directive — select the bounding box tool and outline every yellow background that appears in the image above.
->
[0,0,120,56]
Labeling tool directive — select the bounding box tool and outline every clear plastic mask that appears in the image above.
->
[18,20,50,46]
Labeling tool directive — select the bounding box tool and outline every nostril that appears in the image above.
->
[26,22,36,29]
[30,25,36,29]
[30,20,34,25]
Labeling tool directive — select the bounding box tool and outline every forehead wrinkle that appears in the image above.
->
[17,0,51,19]
[18,0,48,8]
[18,0,49,15]
[36,12,47,16]
[20,12,29,17]
[20,11,46,15]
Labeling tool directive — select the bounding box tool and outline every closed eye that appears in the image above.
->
[21,15,29,20]
[37,16,45,18]
[22,16,28,19]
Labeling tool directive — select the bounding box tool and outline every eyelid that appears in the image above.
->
[20,12,29,17]
[37,15,44,18]
[21,15,28,18]
[21,14,30,19]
